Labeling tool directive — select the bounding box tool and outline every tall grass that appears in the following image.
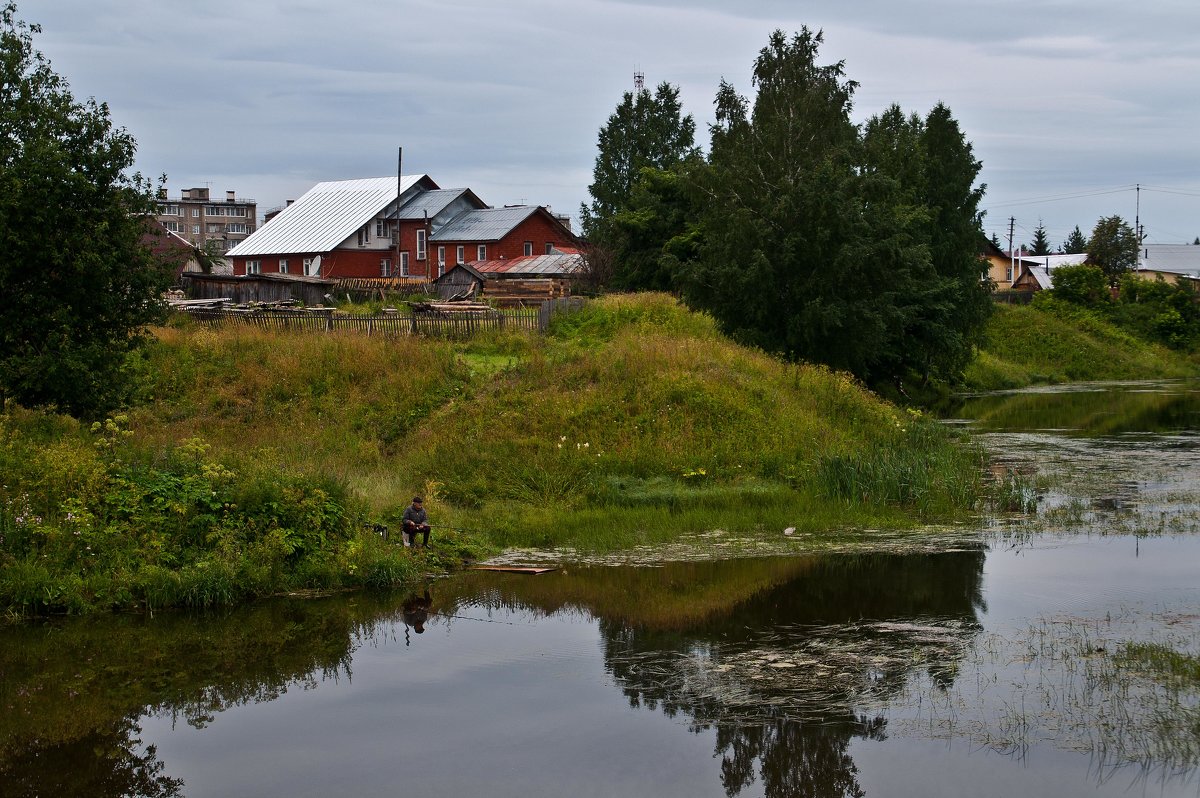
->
[3,294,988,614]
[965,303,1196,390]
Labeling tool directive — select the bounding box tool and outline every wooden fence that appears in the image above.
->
[183,307,546,337]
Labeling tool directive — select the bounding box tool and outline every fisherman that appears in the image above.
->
[402,496,431,548]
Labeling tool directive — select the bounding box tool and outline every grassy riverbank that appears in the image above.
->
[1,294,987,616]
[965,302,1199,390]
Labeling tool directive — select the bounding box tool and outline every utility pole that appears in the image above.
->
[400,146,410,279]
[1135,183,1141,244]
[1008,216,1016,283]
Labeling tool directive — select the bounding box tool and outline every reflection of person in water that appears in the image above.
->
[402,588,433,646]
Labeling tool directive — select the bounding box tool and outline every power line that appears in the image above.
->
[986,185,1136,209]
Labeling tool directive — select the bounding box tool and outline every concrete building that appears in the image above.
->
[156,186,257,254]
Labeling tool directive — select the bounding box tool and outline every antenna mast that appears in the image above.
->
[634,70,644,91]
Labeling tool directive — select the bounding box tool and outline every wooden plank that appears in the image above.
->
[469,565,557,575]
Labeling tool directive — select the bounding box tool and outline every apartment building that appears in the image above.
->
[156,187,258,253]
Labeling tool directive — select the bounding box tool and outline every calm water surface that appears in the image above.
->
[3,381,1200,797]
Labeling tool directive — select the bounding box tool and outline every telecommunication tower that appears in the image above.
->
[634,70,644,91]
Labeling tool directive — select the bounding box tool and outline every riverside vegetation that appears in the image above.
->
[1,294,988,616]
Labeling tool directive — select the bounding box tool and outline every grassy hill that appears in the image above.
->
[1,294,985,615]
[965,302,1198,390]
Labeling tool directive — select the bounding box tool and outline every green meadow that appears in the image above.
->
[1,294,987,616]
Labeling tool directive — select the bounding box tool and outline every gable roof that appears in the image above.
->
[430,206,541,242]
[396,188,486,220]
[1138,244,1200,276]
[227,175,435,257]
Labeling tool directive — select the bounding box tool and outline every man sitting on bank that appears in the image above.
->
[402,496,431,548]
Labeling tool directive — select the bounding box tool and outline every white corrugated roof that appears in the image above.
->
[228,176,428,257]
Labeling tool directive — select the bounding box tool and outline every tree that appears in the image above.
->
[1028,220,1051,255]
[0,3,171,416]
[602,160,704,292]
[912,102,993,383]
[1062,225,1088,254]
[580,82,697,245]
[1048,263,1111,308]
[681,28,868,372]
[678,29,989,388]
[1087,215,1139,286]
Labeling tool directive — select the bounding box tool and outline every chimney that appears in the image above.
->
[286,199,294,206]
[226,190,236,202]
[157,188,167,199]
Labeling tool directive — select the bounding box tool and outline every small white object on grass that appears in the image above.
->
[783,527,796,536]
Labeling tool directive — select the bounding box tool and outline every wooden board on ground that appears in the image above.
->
[470,565,557,575]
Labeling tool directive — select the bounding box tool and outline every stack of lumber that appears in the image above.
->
[482,278,571,308]
[409,301,499,317]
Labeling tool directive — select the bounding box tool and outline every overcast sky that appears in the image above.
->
[22,0,1200,249]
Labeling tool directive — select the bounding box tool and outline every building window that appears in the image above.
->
[206,223,222,234]
[226,223,247,234]
[246,260,261,274]
[380,258,392,277]
[279,259,288,274]
[477,244,486,261]
[357,224,371,246]
[206,206,224,217]
[228,207,246,217]
[400,252,410,277]
[437,246,446,277]
[303,257,316,276]
[192,209,200,218]
[456,245,465,265]
[192,225,201,235]
[159,203,179,215]
[416,229,427,260]
[163,220,178,232]
[546,242,554,255]
[524,241,533,257]
[375,219,390,239]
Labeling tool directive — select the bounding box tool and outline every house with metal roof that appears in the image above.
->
[226,175,440,279]
[430,206,580,273]
[227,176,579,281]
[1136,245,1200,284]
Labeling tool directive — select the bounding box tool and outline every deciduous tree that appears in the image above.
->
[0,2,171,416]
[1087,215,1139,286]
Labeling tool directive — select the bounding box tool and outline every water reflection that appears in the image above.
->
[0,552,985,798]
[0,593,404,796]
[443,552,987,798]
[941,380,1200,436]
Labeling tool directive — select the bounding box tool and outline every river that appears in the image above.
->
[3,381,1199,797]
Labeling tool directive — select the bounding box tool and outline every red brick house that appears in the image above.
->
[227,175,579,280]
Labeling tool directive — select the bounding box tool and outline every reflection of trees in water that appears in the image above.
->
[0,719,182,798]
[0,592,409,795]
[599,551,985,798]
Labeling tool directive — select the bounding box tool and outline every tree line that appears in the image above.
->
[581,28,993,394]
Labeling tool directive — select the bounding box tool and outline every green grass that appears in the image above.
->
[965,302,1198,390]
[2,293,986,615]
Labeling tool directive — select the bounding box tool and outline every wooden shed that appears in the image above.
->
[182,272,337,306]
[432,263,485,301]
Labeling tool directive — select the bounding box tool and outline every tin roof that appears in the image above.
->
[396,188,484,220]
[430,206,539,242]
[227,175,431,257]
[1139,244,1200,276]
[472,253,585,276]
